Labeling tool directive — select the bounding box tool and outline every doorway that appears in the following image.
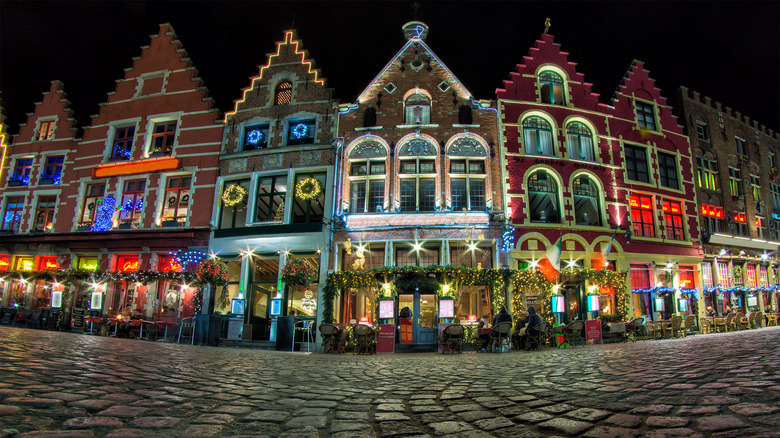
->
[562,284,583,324]
[398,291,438,344]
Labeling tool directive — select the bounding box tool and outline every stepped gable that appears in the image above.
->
[14,81,80,144]
[93,23,217,122]
[225,29,334,121]
[496,33,601,111]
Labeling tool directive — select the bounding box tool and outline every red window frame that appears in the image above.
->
[33,195,57,232]
[662,199,684,240]
[150,121,177,155]
[81,183,106,224]
[630,193,655,237]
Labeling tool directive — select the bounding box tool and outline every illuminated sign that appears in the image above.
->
[587,295,600,312]
[677,298,688,312]
[0,255,9,272]
[552,295,566,313]
[38,256,58,271]
[90,292,103,310]
[93,157,179,178]
[655,297,666,312]
[379,299,394,319]
[17,258,34,272]
[117,256,139,272]
[51,291,63,308]
[78,258,98,271]
[438,298,454,318]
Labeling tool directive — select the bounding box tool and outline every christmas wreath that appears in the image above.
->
[292,123,308,139]
[196,258,229,287]
[733,265,743,279]
[295,177,323,202]
[222,184,248,207]
[281,258,317,287]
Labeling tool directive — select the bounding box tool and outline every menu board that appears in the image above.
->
[585,319,602,345]
[439,299,454,318]
[376,324,395,353]
[379,300,394,319]
[71,308,85,328]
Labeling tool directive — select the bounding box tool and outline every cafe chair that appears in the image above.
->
[319,324,344,354]
[565,320,585,347]
[352,324,375,355]
[440,324,465,353]
[527,321,548,350]
[491,322,512,353]
[682,315,696,337]
[645,321,658,340]
[177,317,195,344]
[751,311,763,329]
[625,317,644,341]
[294,320,315,352]
[667,315,683,338]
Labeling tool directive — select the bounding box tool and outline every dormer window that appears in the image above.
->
[405,94,431,124]
[539,71,565,105]
[274,81,292,105]
[37,120,55,141]
[635,101,657,131]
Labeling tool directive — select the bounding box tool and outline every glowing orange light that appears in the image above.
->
[93,157,179,178]
[120,261,139,272]
[359,316,369,323]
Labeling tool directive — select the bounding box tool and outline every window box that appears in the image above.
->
[39,178,55,185]
[77,225,92,232]
[161,219,180,228]
[117,223,133,230]
[7,180,23,187]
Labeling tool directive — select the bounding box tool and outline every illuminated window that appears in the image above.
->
[759,266,769,287]
[111,126,135,159]
[635,101,657,131]
[293,173,326,224]
[243,124,269,151]
[404,93,431,124]
[218,179,249,229]
[662,198,684,240]
[450,243,493,269]
[10,158,33,186]
[2,196,25,233]
[702,263,713,289]
[728,167,742,197]
[696,122,709,142]
[80,183,106,226]
[755,216,766,239]
[539,71,565,105]
[696,157,719,191]
[274,81,292,105]
[701,203,725,235]
[624,145,649,183]
[732,211,748,237]
[286,119,315,146]
[735,137,747,158]
[350,161,385,214]
[750,174,761,202]
[342,246,385,271]
[771,181,780,213]
[566,122,594,161]
[717,262,731,288]
[119,179,146,226]
[746,265,758,288]
[161,175,191,225]
[255,175,286,223]
[33,195,57,232]
[37,120,54,141]
[395,245,440,266]
[116,255,139,272]
[450,159,486,212]
[150,121,177,155]
[528,171,559,223]
[630,193,655,237]
[523,117,554,156]
[41,156,64,185]
[658,152,679,190]
[573,176,601,226]
[400,159,436,212]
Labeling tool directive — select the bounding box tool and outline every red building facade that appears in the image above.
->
[498,33,701,322]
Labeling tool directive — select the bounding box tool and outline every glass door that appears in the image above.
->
[397,292,438,344]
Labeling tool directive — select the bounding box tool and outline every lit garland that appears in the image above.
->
[169,250,208,267]
[6,268,198,285]
[246,129,263,145]
[502,225,514,252]
[295,177,323,202]
[512,270,553,323]
[222,184,247,207]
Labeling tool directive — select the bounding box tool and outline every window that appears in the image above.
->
[404,93,431,124]
[523,117,554,156]
[528,171,559,223]
[746,265,758,288]
[33,196,56,232]
[572,176,601,226]
[702,263,713,289]
[701,203,725,235]
[363,106,377,128]
[630,193,655,237]
[80,183,106,225]
[717,262,731,288]
[728,167,742,197]
[293,173,326,224]
[161,176,191,225]
[449,159,486,211]
[539,71,565,105]
[111,126,135,159]
[771,181,780,213]
[274,81,292,105]
[218,179,249,229]
[732,211,748,237]
[662,199,684,240]
[755,216,766,239]
[37,120,54,141]
[750,174,761,202]
[243,124,269,151]
[772,218,780,241]
[635,101,657,131]
[624,145,649,183]
[350,161,385,213]
[41,156,64,185]
[735,137,747,158]
[658,152,679,189]
[759,266,769,287]
[395,246,439,266]
[697,157,720,191]
[399,159,436,212]
[10,158,33,186]
[287,119,315,146]
[150,121,177,155]
[255,176,286,223]
[119,179,146,226]
[343,246,385,271]
[2,196,25,233]
[458,105,473,125]
[696,123,709,141]
[566,122,595,161]
[450,244,493,269]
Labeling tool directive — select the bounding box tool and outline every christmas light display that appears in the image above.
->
[246,129,263,145]
[222,184,248,207]
[281,258,317,286]
[295,177,322,201]
[291,123,309,139]
[90,195,117,232]
[168,250,208,267]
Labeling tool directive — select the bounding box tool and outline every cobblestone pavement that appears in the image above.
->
[1,326,779,438]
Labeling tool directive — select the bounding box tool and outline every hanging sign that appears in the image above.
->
[439,297,454,318]
[90,292,103,310]
[51,291,63,308]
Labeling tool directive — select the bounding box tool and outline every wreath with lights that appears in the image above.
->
[295,177,323,202]
[733,265,743,279]
[246,129,263,145]
[292,123,308,139]
[222,184,248,207]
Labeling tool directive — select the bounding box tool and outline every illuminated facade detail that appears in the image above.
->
[539,71,565,105]
[274,81,293,105]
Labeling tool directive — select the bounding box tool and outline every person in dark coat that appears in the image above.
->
[521,306,543,350]
[486,306,512,351]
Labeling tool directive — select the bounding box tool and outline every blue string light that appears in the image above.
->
[90,195,116,232]
[247,129,263,145]
[291,123,308,139]
[168,250,208,267]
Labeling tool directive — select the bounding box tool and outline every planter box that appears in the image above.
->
[77,225,92,232]
[161,220,179,228]
[7,180,23,187]
[117,223,134,230]
[39,178,55,185]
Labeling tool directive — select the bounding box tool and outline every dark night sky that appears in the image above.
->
[1,1,778,135]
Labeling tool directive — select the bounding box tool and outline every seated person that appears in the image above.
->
[487,306,512,350]
[477,315,491,351]
[512,310,529,348]
[520,306,543,350]
[131,308,144,320]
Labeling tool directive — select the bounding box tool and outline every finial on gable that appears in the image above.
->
[544,18,551,34]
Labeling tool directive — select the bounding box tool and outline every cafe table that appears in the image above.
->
[155,321,177,342]
[84,316,102,334]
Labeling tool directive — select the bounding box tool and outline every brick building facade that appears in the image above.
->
[677,86,780,316]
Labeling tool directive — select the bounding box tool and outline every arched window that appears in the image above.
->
[348,141,387,213]
[566,122,595,161]
[274,81,292,105]
[405,93,431,124]
[398,139,437,212]
[523,117,554,156]
[539,71,565,105]
[572,176,601,226]
[448,138,487,212]
[528,171,559,223]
